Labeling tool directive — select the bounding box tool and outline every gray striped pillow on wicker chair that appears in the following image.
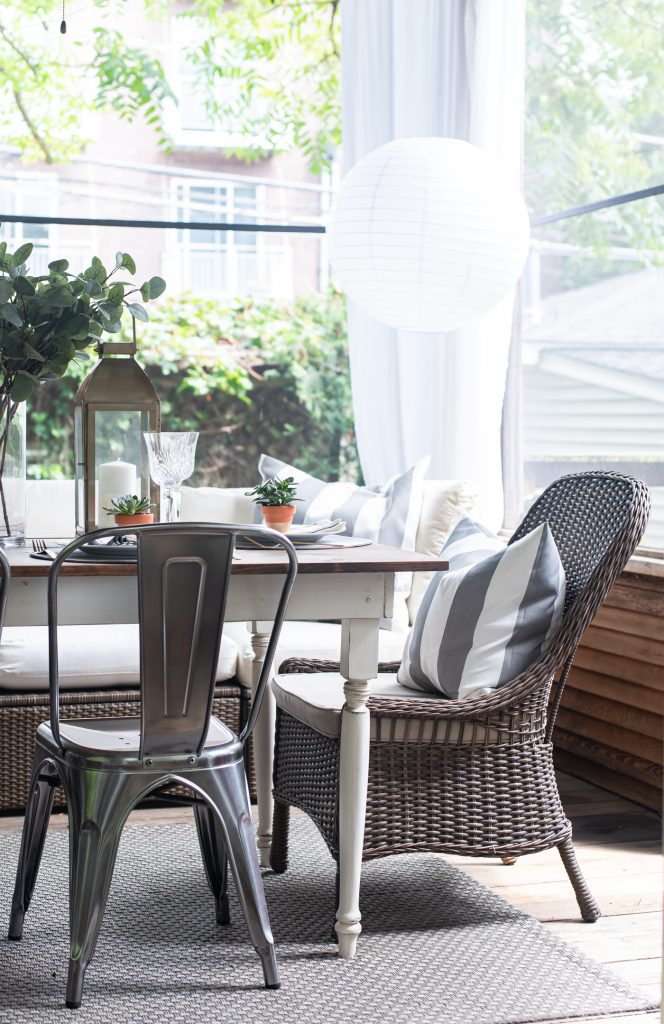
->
[397,517,566,700]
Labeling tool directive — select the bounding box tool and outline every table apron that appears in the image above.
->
[5,571,394,627]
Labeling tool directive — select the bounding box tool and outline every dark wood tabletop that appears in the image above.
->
[7,544,448,578]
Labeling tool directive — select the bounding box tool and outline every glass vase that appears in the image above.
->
[0,399,26,547]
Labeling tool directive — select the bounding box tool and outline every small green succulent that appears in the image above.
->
[245,476,301,506]
[103,494,154,515]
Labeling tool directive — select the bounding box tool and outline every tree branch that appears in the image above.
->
[9,81,54,163]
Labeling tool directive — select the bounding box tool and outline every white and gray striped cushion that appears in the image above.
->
[258,454,429,631]
[398,517,566,700]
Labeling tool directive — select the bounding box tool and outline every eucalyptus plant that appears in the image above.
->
[0,242,165,535]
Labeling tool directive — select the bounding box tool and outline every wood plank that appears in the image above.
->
[592,604,663,642]
[581,625,664,668]
[567,668,664,716]
[555,710,663,764]
[561,687,663,739]
[605,580,664,616]
[554,747,662,811]
[490,874,662,920]
[548,911,662,963]
[452,845,662,885]
[573,647,663,688]
[7,544,448,578]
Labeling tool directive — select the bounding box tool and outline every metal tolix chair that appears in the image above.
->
[8,523,297,1009]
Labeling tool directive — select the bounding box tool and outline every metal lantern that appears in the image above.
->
[74,339,160,534]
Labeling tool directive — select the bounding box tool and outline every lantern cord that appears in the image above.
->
[60,0,67,34]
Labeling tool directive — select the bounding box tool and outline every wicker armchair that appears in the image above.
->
[270,472,651,923]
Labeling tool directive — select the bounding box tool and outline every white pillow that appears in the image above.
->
[398,517,566,700]
[258,453,430,631]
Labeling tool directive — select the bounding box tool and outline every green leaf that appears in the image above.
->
[0,303,23,328]
[119,252,136,274]
[10,376,33,401]
[12,242,33,266]
[48,259,69,273]
[126,302,149,322]
[140,282,150,302]
[0,279,13,303]
[147,276,166,299]
[23,342,45,362]
[42,286,75,307]
[84,279,103,297]
[13,275,36,297]
[16,368,42,383]
[108,283,125,304]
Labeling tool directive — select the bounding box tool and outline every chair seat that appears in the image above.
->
[0,624,242,693]
[272,672,498,743]
[36,714,237,768]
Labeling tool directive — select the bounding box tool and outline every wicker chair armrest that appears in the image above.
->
[280,655,555,720]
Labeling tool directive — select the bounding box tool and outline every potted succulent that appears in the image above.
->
[245,476,301,532]
[103,494,155,527]
[0,242,165,545]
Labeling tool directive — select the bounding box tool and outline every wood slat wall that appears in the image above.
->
[554,572,663,812]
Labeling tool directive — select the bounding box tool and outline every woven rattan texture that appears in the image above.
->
[273,712,569,861]
[0,818,655,1024]
[0,685,243,812]
[272,473,651,918]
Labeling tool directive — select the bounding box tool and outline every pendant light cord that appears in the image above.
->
[60,0,67,34]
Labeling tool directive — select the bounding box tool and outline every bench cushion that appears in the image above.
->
[0,624,240,692]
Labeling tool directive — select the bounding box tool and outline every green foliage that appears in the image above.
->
[0,245,165,405]
[525,1,664,251]
[0,2,174,164]
[245,475,300,506]
[177,0,341,173]
[27,289,359,488]
[103,494,154,515]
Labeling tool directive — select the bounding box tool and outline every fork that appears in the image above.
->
[31,538,58,560]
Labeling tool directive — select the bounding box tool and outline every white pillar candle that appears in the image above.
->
[97,460,137,526]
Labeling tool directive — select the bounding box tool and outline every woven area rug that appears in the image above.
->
[0,817,656,1024]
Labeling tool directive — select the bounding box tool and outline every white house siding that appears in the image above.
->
[523,366,664,547]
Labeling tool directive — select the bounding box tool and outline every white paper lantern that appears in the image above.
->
[327,137,530,333]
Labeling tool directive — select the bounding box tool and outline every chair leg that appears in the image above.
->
[501,855,518,866]
[194,802,230,925]
[63,765,145,1009]
[192,761,280,990]
[269,798,291,874]
[558,836,601,923]
[8,755,58,941]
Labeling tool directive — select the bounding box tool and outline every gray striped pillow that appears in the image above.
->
[398,517,565,700]
[258,454,429,631]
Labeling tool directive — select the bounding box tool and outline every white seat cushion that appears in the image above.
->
[272,672,498,744]
[0,624,240,692]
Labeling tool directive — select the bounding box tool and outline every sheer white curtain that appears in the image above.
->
[341,0,525,527]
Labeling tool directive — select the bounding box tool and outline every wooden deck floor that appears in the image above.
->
[1,771,660,1022]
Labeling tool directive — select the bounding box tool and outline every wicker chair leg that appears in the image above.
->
[558,837,601,922]
[269,799,291,874]
[501,856,518,866]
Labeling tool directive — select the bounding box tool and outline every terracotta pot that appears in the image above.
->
[114,512,154,527]
[261,504,296,533]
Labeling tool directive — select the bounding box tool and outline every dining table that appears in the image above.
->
[4,540,447,959]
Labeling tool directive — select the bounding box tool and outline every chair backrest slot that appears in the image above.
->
[138,529,233,759]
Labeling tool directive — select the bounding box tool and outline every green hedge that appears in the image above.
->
[27,289,360,488]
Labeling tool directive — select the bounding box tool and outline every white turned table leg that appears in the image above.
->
[250,621,275,869]
[335,617,379,958]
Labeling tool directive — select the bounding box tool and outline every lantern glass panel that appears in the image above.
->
[95,409,153,527]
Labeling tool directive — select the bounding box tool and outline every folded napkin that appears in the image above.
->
[290,519,347,536]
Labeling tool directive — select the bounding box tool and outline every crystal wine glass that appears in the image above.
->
[143,432,198,523]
